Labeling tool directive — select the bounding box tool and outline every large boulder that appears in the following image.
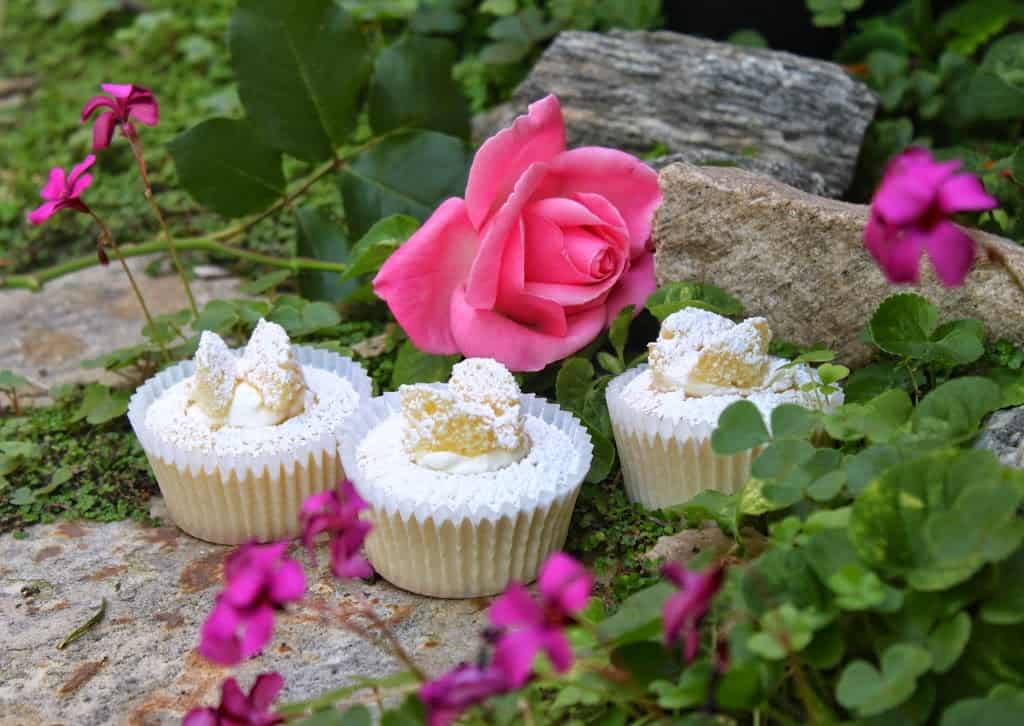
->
[474,30,878,198]
[653,162,1024,366]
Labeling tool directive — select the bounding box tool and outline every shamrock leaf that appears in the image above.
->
[836,644,932,717]
[711,401,771,454]
[747,604,832,660]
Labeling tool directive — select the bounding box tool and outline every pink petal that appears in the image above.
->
[872,226,926,285]
[527,196,607,228]
[572,192,631,243]
[27,200,60,225]
[604,251,656,324]
[493,628,545,688]
[182,708,218,726]
[662,590,692,645]
[522,214,592,286]
[937,174,998,215]
[68,173,93,199]
[80,95,115,122]
[538,553,592,614]
[240,606,275,659]
[40,167,66,201]
[249,672,285,710]
[269,559,306,603]
[220,678,249,714]
[495,220,568,337]
[223,569,264,608]
[128,95,159,126]
[536,148,661,257]
[563,229,621,278]
[489,582,541,628]
[91,110,118,150]
[542,629,575,673]
[924,221,976,287]
[100,83,134,98]
[450,288,606,371]
[464,163,548,310]
[373,198,479,354]
[465,94,565,229]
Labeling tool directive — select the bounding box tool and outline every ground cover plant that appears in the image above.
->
[3,0,1024,724]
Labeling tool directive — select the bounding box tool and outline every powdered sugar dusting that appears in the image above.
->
[356,412,579,521]
[190,331,237,418]
[235,319,307,413]
[145,366,357,457]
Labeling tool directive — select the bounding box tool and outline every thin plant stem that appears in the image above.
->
[352,603,427,682]
[90,212,169,361]
[126,133,197,316]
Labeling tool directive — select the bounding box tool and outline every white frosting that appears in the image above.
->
[412,436,530,474]
[355,413,580,521]
[225,382,290,428]
[146,366,357,457]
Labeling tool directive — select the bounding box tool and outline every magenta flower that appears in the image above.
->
[865,147,997,287]
[662,563,724,663]
[80,83,159,150]
[489,552,593,687]
[299,480,373,580]
[182,672,284,726]
[419,663,510,726]
[197,542,306,666]
[27,155,95,225]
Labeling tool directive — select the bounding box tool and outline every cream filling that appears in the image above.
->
[411,436,530,474]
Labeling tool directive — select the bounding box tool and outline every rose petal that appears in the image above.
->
[522,214,592,286]
[527,197,607,228]
[27,200,60,226]
[538,148,661,257]
[603,250,656,324]
[925,221,975,287]
[495,220,568,337]
[465,94,565,229]
[493,628,545,688]
[464,163,548,309]
[91,110,118,150]
[489,582,541,628]
[450,287,606,371]
[937,173,998,215]
[40,167,66,201]
[373,198,479,354]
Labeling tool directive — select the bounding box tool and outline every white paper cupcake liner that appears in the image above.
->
[606,366,760,510]
[340,390,592,598]
[128,346,372,544]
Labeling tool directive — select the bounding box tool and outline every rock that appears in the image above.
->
[0,500,488,725]
[0,255,243,393]
[644,523,768,567]
[653,162,1024,366]
[976,408,1024,468]
[474,30,877,198]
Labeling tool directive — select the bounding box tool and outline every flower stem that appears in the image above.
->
[126,134,197,316]
[90,212,169,361]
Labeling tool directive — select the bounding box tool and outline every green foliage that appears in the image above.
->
[644,281,745,321]
[806,0,864,28]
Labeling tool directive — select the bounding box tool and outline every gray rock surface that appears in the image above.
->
[474,30,877,197]
[0,256,241,396]
[976,408,1024,468]
[653,162,1024,367]
[0,500,488,725]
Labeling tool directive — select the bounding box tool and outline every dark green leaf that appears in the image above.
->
[711,401,770,454]
[645,282,744,321]
[912,377,1002,442]
[229,0,370,161]
[596,582,674,645]
[391,339,459,388]
[556,358,595,416]
[609,305,634,362]
[370,36,469,138]
[866,293,938,359]
[836,644,932,717]
[240,270,292,295]
[981,551,1024,625]
[339,130,472,239]
[343,215,420,280]
[0,370,29,389]
[929,612,972,673]
[770,404,819,439]
[168,118,284,217]
[610,641,679,687]
[940,695,1024,726]
[295,207,357,303]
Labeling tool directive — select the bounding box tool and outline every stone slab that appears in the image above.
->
[0,500,488,725]
[474,30,877,197]
[653,162,1024,367]
[0,256,242,396]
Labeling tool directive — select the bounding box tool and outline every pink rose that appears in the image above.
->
[373,95,662,371]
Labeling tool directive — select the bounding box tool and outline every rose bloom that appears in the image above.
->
[374,94,662,371]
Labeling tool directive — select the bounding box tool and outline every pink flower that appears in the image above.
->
[27,155,95,225]
[419,663,510,726]
[299,480,373,580]
[197,542,306,666]
[661,563,724,663]
[373,94,662,371]
[80,83,159,150]
[182,672,284,726]
[489,552,593,687]
[865,147,997,287]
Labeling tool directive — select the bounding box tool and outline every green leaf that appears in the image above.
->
[302,301,342,332]
[650,662,711,709]
[390,339,458,388]
[596,582,674,645]
[828,563,892,611]
[370,36,469,138]
[836,644,932,717]
[168,118,285,218]
[770,404,819,439]
[747,604,832,659]
[981,551,1024,625]
[645,282,744,321]
[73,384,130,425]
[864,296,985,366]
[0,370,29,389]
[379,694,426,726]
[912,377,1002,442]
[596,352,624,375]
[229,0,370,161]
[609,305,634,362]
[929,612,972,674]
[295,207,357,303]
[556,357,595,416]
[940,695,1024,726]
[339,130,472,239]
[610,641,679,688]
[240,270,292,295]
[825,389,913,443]
[343,215,420,281]
[192,300,241,335]
[584,425,616,484]
[711,401,770,454]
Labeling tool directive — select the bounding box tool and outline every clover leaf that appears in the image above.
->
[645,282,745,321]
[836,643,932,717]
[711,401,771,454]
[865,293,985,366]
[747,604,833,660]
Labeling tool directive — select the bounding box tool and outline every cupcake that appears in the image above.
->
[340,358,592,598]
[128,319,372,544]
[606,308,843,510]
